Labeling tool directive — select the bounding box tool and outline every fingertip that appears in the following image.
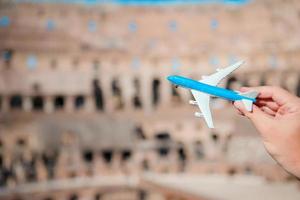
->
[233,101,244,110]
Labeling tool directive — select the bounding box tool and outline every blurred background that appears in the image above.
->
[0,0,300,199]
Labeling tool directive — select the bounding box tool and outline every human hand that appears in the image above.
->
[233,86,300,178]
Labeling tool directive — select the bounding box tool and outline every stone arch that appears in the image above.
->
[54,95,65,110]
[132,77,142,109]
[194,140,205,160]
[32,95,44,111]
[171,85,182,105]
[69,194,79,200]
[111,78,123,110]
[93,79,104,111]
[152,78,161,107]
[177,141,187,171]
[94,193,102,200]
[10,94,22,110]
[154,132,171,157]
[74,95,85,110]
[135,125,146,140]
[102,149,114,164]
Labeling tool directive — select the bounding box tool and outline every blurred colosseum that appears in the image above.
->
[0,0,300,199]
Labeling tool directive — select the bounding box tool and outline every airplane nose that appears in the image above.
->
[167,76,174,82]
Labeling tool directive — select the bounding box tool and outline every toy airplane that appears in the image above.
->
[167,61,258,128]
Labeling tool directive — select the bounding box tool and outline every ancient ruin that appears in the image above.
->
[0,0,300,199]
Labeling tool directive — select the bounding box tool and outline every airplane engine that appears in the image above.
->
[194,112,203,118]
[189,100,197,105]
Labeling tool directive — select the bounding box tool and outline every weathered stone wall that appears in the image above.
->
[0,1,300,199]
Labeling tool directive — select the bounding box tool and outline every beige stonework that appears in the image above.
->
[0,0,300,200]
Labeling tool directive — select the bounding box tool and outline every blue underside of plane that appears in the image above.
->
[167,75,256,102]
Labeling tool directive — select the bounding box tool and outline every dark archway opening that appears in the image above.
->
[74,95,85,110]
[194,140,205,160]
[95,193,102,200]
[69,194,78,200]
[54,96,65,110]
[102,150,113,164]
[228,167,237,176]
[42,150,58,180]
[82,150,94,163]
[93,79,104,111]
[155,132,171,157]
[177,142,187,172]
[171,86,182,104]
[142,159,149,171]
[133,78,142,109]
[244,166,252,175]
[32,96,44,111]
[138,190,147,200]
[10,95,22,110]
[2,49,13,68]
[121,149,132,161]
[152,79,160,106]
[21,154,37,182]
[211,133,219,143]
[260,75,266,86]
[135,126,146,140]
[17,138,26,146]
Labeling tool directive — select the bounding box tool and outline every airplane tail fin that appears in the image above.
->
[239,91,259,111]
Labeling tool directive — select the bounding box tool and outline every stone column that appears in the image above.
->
[141,74,152,113]
[23,96,32,112]
[65,96,74,112]
[2,96,9,112]
[132,150,145,174]
[36,158,47,182]
[44,96,54,113]
[111,152,122,174]
[93,154,106,175]
[14,161,25,184]
[121,76,134,111]
[102,75,114,113]
[85,95,95,112]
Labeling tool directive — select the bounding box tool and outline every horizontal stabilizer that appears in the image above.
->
[194,112,203,118]
[189,100,198,105]
[242,99,254,111]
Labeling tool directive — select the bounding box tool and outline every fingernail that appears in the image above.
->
[234,101,244,110]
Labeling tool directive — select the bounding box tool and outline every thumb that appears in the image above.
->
[234,101,273,136]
